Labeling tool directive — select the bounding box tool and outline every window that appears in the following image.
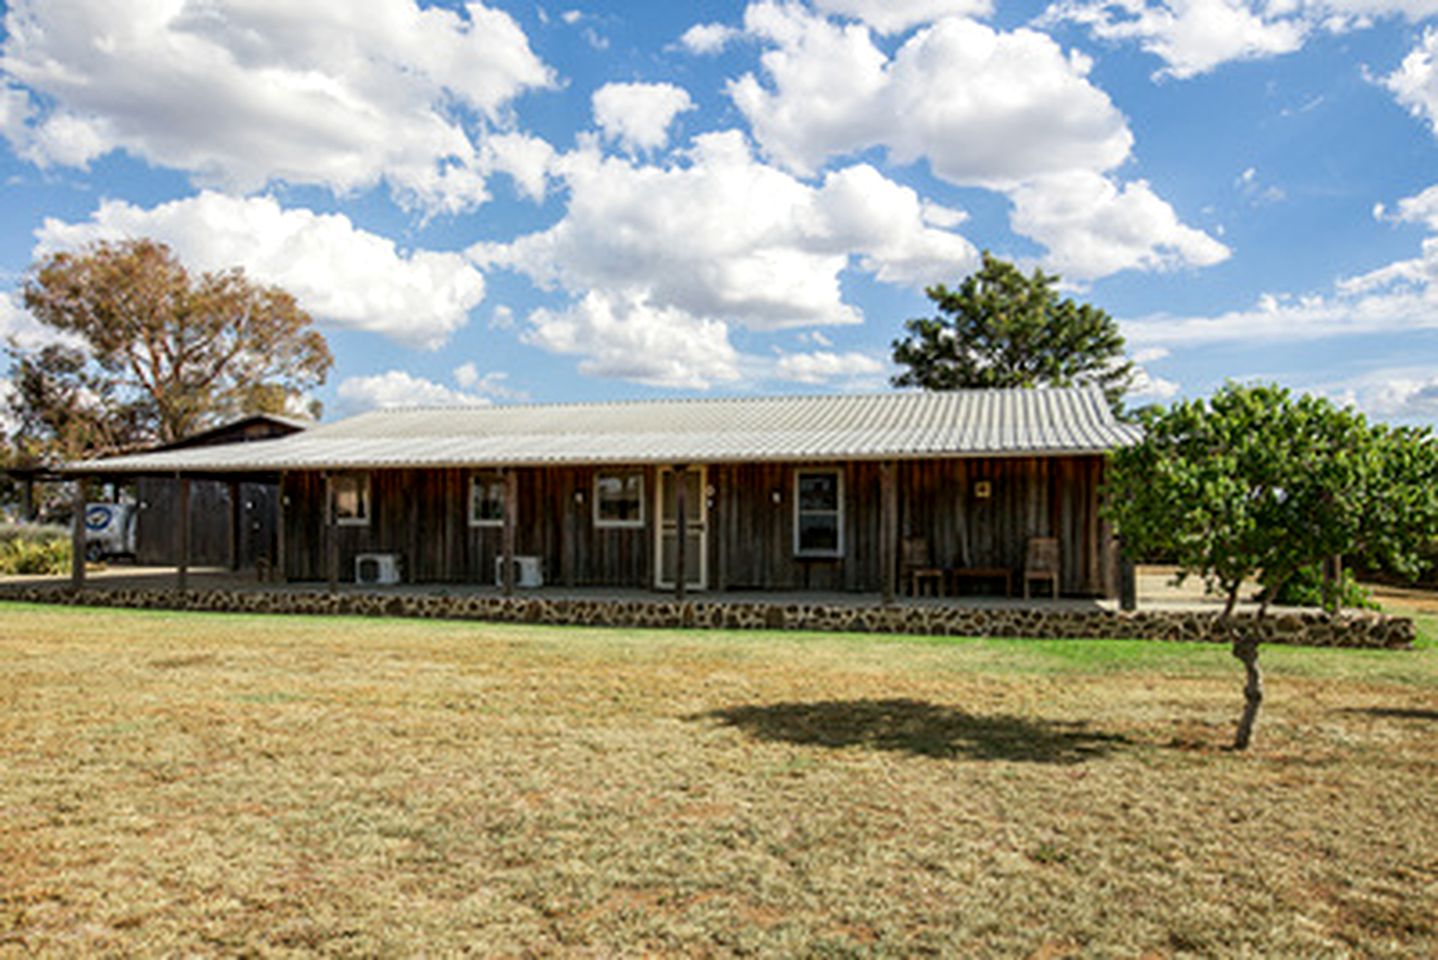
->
[794,469,843,557]
[331,472,370,526]
[595,469,645,527]
[470,471,505,527]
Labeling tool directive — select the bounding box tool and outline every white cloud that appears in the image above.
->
[732,8,1132,186]
[1008,172,1229,278]
[1383,28,1438,138]
[773,349,887,385]
[337,370,490,412]
[1042,0,1306,80]
[679,22,741,54]
[592,82,695,154]
[813,0,993,34]
[727,5,1220,279]
[483,132,558,202]
[475,131,975,331]
[36,192,486,349]
[0,0,553,213]
[524,291,743,389]
[0,289,64,352]
[472,130,978,388]
[453,363,527,399]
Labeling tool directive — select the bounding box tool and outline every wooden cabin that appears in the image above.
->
[68,389,1138,599]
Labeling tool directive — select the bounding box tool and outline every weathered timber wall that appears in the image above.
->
[136,478,278,569]
[280,456,1116,596]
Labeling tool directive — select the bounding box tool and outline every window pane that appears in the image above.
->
[472,473,504,523]
[597,471,643,523]
[661,470,702,523]
[334,474,368,521]
[797,472,838,512]
[797,514,839,554]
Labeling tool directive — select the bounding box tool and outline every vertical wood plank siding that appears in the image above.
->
[281,456,1115,597]
[135,477,280,569]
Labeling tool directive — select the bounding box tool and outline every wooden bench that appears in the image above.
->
[949,566,1012,598]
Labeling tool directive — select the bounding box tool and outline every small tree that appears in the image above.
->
[1107,383,1438,749]
[891,252,1132,408]
[10,238,332,460]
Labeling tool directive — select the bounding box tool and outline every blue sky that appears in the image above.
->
[2,0,1437,424]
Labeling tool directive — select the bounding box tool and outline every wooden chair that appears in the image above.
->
[1023,537,1060,599]
[901,536,945,597]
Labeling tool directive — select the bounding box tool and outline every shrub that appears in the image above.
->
[0,523,72,575]
[1266,564,1379,612]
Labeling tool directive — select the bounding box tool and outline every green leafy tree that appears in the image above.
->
[891,252,1133,408]
[1106,383,1438,749]
[8,238,332,462]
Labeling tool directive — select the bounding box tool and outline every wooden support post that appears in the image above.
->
[502,467,517,596]
[274,472,287,583]
[70,477,86,588]
[1119,547,1137,612]
[674,465,688,602]
[176,474,190,593]
[325,471,338,594]
[227,479,242,571]
[880,461,897,605]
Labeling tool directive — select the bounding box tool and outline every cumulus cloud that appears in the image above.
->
[1046,0,1438,79]
[773,349,887,385]
[1041,0,1306,80]
[592,82,695,153]
[36,192,486,349]
[0,288,64,352]
[0,0,553,212]
[1383,28,1438,137]
[728,4,1221,278]
[483,132,558,202]
[1008,172,1229,278]
[524,291,744,389]
[732,7,1131,185]
[453,363,527,399]
[813,0,992,33]
[336,370,491,412]
[471,130,978,387]
[679,22,741,54]
[1332,370,1438,419]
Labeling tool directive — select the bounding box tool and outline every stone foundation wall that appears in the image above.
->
[0,584,1414,649]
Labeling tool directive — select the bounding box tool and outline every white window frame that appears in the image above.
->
[792,467,844,558]
[593,468,646,528]
[331,471,371,527]
[469,470,505,528]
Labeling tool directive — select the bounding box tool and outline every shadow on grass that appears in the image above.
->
[1338,706,1438,721]
[695,698,1129,764]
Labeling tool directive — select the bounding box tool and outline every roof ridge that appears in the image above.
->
[363,385,1102,416]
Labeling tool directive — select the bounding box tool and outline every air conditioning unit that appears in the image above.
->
[494,555,543,588]
[355,553,401,586]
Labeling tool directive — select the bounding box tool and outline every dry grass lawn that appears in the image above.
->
[1,602,1435,957]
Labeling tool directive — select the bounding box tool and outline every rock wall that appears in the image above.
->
[0,584,1414,649]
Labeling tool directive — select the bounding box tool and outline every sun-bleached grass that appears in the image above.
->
[2,602,1435,957]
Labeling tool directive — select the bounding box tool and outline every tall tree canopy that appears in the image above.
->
[1106,383,1438,749]
[8,239,332,462]
[891,253,1132,408]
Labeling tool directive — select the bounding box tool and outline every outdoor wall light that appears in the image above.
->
[574,490,585,504]
[771,488,782,504]
[974,480,992,499]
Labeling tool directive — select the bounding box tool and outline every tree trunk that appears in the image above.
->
[1230,633,1263,751]
[1222,583,1240,619]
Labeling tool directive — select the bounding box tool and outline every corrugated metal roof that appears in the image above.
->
[66,387,1141,474]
